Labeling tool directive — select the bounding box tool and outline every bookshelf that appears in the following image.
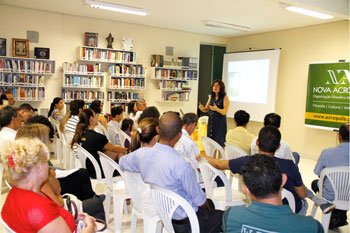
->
[0,56,55,101]
[79,46,136,64]
[149,66,197,102]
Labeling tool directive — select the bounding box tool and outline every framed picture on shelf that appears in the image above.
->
[84,32,98,47]
[34,47,50,59]
[12,38,29,58]
[0,38,6,56]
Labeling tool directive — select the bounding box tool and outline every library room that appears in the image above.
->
[0,0,349,232]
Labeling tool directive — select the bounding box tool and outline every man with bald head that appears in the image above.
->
[120,112,223,232]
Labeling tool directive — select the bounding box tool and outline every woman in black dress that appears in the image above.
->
[199,80,230,147]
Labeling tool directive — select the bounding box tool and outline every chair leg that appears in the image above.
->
[114,195,126,233]
[322,212,332,233]
[104,194,111,223]
[310,203,318,217]
[130,209,138,233]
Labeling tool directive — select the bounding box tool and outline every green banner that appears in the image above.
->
[305,62,350,129]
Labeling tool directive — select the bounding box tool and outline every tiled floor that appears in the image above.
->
[0,157,349,233]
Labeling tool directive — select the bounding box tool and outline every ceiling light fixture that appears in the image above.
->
[203,20,251,32]
[282,4,334,19]
[85,0,150,16]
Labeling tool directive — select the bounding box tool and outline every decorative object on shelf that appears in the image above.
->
[151,54,163,67]
[121,37,133,51]
[0,38,6,56]
[34,47,50,59]
[106,33,114,49]
[12,38,29,58]
[84,32,98,47]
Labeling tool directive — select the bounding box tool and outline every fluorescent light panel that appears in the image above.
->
[203,20,251,32]
[85,0,150,16]
[285,6,334,19]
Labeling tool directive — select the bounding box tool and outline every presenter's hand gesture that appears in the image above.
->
[209,103,218,112]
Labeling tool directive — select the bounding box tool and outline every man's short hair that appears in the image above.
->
[339,123,349,142]
[234,110,250,126]
[242,155,282,199]
[70,100,85,116]
[138,106,160,123]
[182,113,198,125]
[111,106,123,117]
[0,106,18,128]
[264,113,281,128]
[26,115,55,141]
[19,103,37,112]
[258,126,281,153]
[159,112,182,141]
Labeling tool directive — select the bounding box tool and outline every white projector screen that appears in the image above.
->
[222,49,281,122]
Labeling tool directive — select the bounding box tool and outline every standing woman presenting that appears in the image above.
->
[199,80,230,147]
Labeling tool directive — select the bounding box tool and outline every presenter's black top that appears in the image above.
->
[207,96,227,147]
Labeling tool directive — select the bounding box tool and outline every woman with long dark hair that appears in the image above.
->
[71,108,127,178]
[199,80,230,147]
[48,97,64,121]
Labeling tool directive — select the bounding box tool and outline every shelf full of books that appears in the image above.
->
[160,91,190,102]
[0,56,55,101]
[79,46,136,64]
[149,67,197,80]
[107,91,142,103]
[62,89,104,103]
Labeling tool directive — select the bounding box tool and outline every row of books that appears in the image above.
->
[63,62,102,74]
[161,91,189,102]
[62,90,104,101]
[64,75,103,87]
[159,80,184,90]
[81,48,136,63]
[0,58,54,74]
[110,77,145,89]
[0,73,45,86]
[108,64,144,76]
[154,69,197,80]
[0,87,45,100]
[107,91,141,102]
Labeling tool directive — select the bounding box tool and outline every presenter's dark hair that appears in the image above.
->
[339,123,349,141]
[48,97,63,118]
[242,155,282,198]
[182,113,198,125]
[111,106,123,117]
[210,80,226,99]
[234,110,250,126]
[258,126,281,153]
[89,100,102,114]
[264,113,281,128]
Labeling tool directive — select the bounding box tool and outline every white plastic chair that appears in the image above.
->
[150,184,200,233]
[48,117,61,161]
[98,151,131,233]
[0,217,15,233]
[96,122,110,141]
[310,166,350,233]
[116,128,131,148]
[123,171,162,233]
[198,159,245,210]
[201,136,225,159]
[282,188,296,213]
[107,125,121,145]
[224,142,246,160]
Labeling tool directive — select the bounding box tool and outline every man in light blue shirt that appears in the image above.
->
[120,112,223,232]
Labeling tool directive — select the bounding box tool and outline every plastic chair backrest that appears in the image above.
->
[150,184,200,233]
[201,136,225,158]
[116,128,131,148]
[281,188,296,213]
[0,217,15,233]
[96,122,110,141]
[98,151,125,186]
[107,126,121,145]
[198,116,208,125]
[319,166,350,210]
[123,171,149,213]
[224,142,246,160]
[198,159,232,203]
[75,144,103,179]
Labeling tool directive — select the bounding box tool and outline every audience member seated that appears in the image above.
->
[62,99,85,138]
[222,155,323,233]
[0,106,22,150]
[126,100,137,119]
[251,113,295,163]
[134,98,147,122]
[71,108,127,178]
[312,123,349,229]
[121,118,134,137]
[226,110,255,154]
[18,103,36,122]
[0,90,15,106]
[48,97,65,122]
[108,106,124,129]
[1,138,95,233]
[89,100,107,129]
[137,106,160,123]
[200,126,308,215]
[129,117,159,152]
[120,112,223,233]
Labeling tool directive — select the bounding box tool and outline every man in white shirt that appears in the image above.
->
[108,106,124,129]
[251,113,296,163]
[0,106,22,150]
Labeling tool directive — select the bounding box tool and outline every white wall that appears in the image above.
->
[0,5,228,114]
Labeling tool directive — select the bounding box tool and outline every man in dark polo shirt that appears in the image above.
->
[199,125,308,214]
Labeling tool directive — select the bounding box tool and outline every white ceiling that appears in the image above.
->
[0,0,348,37]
